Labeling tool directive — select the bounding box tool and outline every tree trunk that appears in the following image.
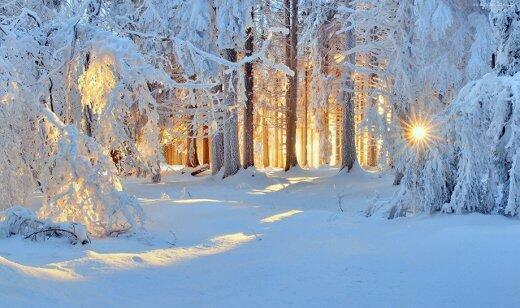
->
[202,127,210,165]
[186,118,200,168]
[262,107,270,167]
[284,0,299,171]
[151,162,161,183]
[340,18,357,172]
[340,88,356,171]
[243,26,255,169]
[335,104,341,166]
[274,97,281,167]
[211,132,224,175]
[319,107,330,165]
[302,64,310,167]
[222,49,241,178]
[211,85,224,175]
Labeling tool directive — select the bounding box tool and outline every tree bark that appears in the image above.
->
[262,107,270,167]
[274,103,280,168]
[202,127,210,165]
[222,49,241,178]
[211,85,224,175]
[186,116,200,168]
[340,91,356,171]
[243,26,255,169]
[340,16,357,172]
[301,63,309,167]
[284,0,299,171]
[211,132,224,175]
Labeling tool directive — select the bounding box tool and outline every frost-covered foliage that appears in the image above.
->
[214,0,254,50]
[0,1,153,237]
[39,119,144,237]
[381,0,520,218]
[491,0,520,76]
[71,36,162,178]
[442,73,520,215]
[349,0,495,171]
[0,0,291,239]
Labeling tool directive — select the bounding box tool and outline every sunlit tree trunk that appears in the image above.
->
[262,107,270,167]
[284,0,299,171]
[310,117,314,167]
[202,127,210,165]
[186,115,200,168]
[301,63,309,167]
[318,107,330,166]
[222,49,241,178]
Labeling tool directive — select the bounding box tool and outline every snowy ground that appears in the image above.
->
[1,167,520,307]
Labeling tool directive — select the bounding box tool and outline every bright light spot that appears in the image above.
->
[403,116,436,149]
[411,125,427,141]
[261,210,303,223]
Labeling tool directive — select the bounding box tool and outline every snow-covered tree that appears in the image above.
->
[375,0,519,218]
[214,0,254,177]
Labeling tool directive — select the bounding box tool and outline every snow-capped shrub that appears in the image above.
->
[442,72,520,215]
[390,72,520,217]
[381,0,520,218]
[39,123,145,237]
[0,206,90,245]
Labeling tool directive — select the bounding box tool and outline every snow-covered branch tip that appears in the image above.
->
[0,206,90,245]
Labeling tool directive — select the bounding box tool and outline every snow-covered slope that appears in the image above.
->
[1,167,519,307]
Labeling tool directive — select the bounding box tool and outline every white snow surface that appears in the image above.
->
[1,167,520,307]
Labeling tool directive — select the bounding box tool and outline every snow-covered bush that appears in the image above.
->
[0,206,90,245]
[349,0,495,172]
[38,119,145,237]
[380,0,520,218]
[0,3,147,237]
[441,73,520,215]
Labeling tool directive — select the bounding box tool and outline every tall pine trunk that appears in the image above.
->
[340,16,357,172]
[262,107,270,167]
[222,49,241,178]
[284,0,299,171]
[243,26,255,169]
[340,91,356,171]
[301,63,309,167]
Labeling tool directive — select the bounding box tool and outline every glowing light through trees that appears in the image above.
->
[78,54,116,115]
[404,117,436,148]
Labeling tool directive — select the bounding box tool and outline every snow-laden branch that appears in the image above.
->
[152,27,295,78]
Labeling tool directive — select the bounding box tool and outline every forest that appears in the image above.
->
[1,0,520,306]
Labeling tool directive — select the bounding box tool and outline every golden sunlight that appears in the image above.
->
[403,117,435,148]
[411,125,427,141]
[78,53,116,115]
[261,210,303,223]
